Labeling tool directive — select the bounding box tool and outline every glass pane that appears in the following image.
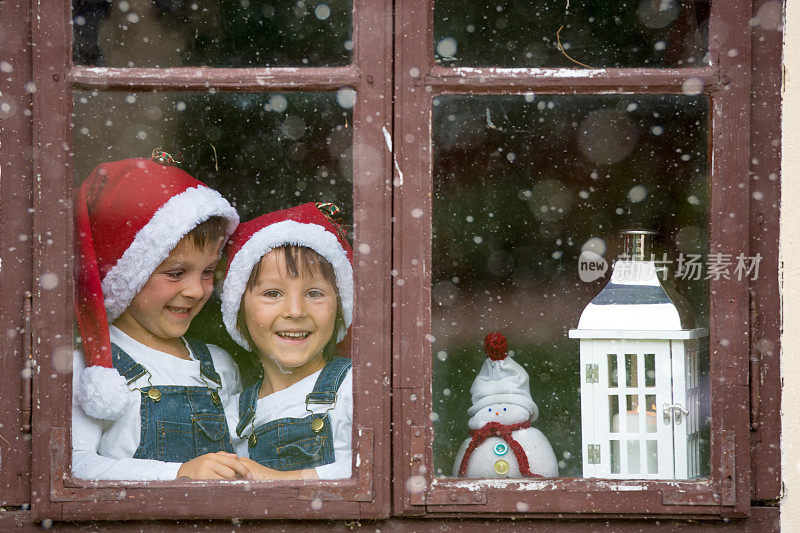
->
[607,353,618,387]
[434,0,709,68]
[627,440,640,474]
[610,440,620,474]
[432,94,709,480]
[626,395,639,432]
[646,440,658,474]
[609,395,620,433]
[625,353,638,387]
[73,0,352,67]
[71,90,353,480]
[645,394,657,433]
[644,353,656,387]
[73,89,354,352]
[73,91,353,223]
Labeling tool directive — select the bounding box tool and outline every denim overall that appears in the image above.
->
[236,357,351,471]
[111,338,234,463]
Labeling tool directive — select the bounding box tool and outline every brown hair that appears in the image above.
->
[236,244,346,362]
[185,215,229,250]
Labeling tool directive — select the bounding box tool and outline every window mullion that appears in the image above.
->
[30,0,73,523]
[67,66,361,92]
[707,0,755,518]
[427,66,720,94]
[392,0,435,517]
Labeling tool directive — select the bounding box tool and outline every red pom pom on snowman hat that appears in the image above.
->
[484,332,508,360]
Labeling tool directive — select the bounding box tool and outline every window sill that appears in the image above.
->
[46,427,377,521]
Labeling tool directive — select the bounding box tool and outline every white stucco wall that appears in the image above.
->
[782,0,797,529]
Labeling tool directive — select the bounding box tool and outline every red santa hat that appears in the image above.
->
[221,202,353,350]
[74,157,239,420]
[467,333,539,422]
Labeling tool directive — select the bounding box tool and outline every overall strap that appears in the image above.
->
[306,357,352,406]
[236,379,262,438]
[184,337,222,385]
[110,343,147,384]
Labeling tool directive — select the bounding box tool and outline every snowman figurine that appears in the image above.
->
[452,333,559,479]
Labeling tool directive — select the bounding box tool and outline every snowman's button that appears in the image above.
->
[493,442,508,456]
[494,459,509,476]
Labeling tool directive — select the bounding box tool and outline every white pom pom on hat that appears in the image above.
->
[76,366,137,420]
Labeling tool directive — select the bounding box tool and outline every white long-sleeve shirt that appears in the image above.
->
[72,326,242,480]
[224,368,353,480]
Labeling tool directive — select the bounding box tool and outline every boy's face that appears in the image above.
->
[242,249,337,373]
[113,237,220,345]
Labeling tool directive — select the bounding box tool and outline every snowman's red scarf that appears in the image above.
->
[458,421,542,478]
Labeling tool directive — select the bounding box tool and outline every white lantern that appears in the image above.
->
[569,230,707,480]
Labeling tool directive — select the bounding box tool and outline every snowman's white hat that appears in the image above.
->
[466,333,539,421]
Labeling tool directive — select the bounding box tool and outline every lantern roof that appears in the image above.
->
[569,260,706,340]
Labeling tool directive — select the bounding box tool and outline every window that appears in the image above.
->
[25,0,391,521]
[0,0,780,526]
[392,0,779,519]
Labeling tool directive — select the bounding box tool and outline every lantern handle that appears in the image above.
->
[662,403,689,425]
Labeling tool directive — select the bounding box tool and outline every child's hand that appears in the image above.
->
[239,457,318,480]
[177,451,253,480]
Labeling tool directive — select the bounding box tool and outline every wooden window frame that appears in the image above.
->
[27,0,392,521]
[0,0,35,510]
[392,0,780,519]
[3,0,781,524]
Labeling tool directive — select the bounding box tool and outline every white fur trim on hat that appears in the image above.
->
[77,366,137,420]
[467,358,538,420]
[102,186,239,322]
[221,219,354,350]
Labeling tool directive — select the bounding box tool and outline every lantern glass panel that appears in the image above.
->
[628,441,641,474]
[647,440,659,473]
[610,440,620,474]
[645,394,657,433]
[626,395,640,432]
[431,94,710,480]
[609,395,620,433]
[608,354,619,388]
[625,354,638,387]
[645,353,656,387]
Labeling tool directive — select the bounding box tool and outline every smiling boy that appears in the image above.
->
[220,203,354,480]
[72,157,250,480]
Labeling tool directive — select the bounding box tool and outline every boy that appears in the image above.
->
[72,156,250,480]
[219,203,354,480]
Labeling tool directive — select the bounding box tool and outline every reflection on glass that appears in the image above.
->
[645,353,656,387]
[608,353,618,388]
[434,0,709,68]
[73,0,352,67]
[74,90,353,371]
[625,354,638,387]
[627,441,640,474]
[432,94,710,479]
